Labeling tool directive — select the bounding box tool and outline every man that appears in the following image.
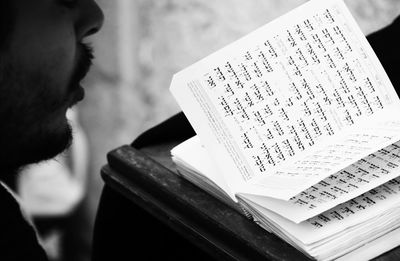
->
[0,0,103,260]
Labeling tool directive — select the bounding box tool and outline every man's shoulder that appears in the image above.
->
[367,15,400,95]
[0,183,49,261]
[0,182,20,215]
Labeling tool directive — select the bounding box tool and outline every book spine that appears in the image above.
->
[238,202,254,221]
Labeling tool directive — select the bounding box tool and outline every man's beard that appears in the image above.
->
[0,61,74,174]
[0,43,93,177]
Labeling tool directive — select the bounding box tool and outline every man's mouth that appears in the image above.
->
[75,44,94,83]
[68,43,94,106]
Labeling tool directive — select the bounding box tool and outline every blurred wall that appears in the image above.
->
[77,0,400,249]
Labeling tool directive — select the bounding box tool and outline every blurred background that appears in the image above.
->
[45,0,400,260]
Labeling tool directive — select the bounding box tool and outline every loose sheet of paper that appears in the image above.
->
[170,0,400,199]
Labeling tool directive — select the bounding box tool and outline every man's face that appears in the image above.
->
[0,0,104,171]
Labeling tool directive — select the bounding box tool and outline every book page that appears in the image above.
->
[239,176,400,245]
[171,135,234,199]
[170,0,400,198]
[246,119,400,199]
[335,226,400,261]
[240,140,400,223]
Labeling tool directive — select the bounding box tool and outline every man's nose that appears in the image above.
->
[76,0,105,40]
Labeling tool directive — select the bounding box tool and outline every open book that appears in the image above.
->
[169,0,400,260]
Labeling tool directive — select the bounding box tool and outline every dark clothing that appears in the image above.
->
[366,16,400,94]
[0,184,49,261]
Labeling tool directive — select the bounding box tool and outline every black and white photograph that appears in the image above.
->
[1,1,400,260]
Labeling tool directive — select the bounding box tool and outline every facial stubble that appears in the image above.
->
[0,60,73,173]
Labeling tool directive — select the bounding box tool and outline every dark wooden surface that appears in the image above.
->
[103,143,310,261]
[98,141,400,261]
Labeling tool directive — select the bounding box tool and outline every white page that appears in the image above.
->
[170,0,400,199]
[246,199,400,261]
[242,139,400,222]
[240,176,400,245]
[313,215,400,260]
[244,117,400,199]
[335,226,400,261]
[171,135,235,199]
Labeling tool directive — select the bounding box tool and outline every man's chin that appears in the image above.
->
[34,134,72,163]
[0,123,73,173]
[29,125,73,164]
